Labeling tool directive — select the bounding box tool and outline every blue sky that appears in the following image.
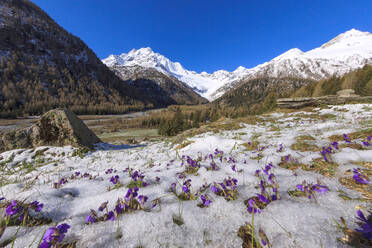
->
[32,0,372,73]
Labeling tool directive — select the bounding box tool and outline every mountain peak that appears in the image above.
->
[342,28,370,37]
[321,28,372,48]
[273,48,304,61]
[129,47,154,55]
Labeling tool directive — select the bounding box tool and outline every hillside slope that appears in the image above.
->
[109,65,208,105]
[0,0,200,117]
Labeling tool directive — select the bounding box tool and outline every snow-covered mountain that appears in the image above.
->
[103,29,372,101]
[102,47,243,100]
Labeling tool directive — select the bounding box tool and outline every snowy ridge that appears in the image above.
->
[103,29,372,101]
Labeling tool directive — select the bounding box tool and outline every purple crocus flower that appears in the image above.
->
[106,211,116,221]
[355,210,372,240]
[59,178,68,185]
[296,184,304,191]
[110,175,120,185]
[170,183,176,193]
[311,184,328,194]
[332,141,339,150]
[259,180,265,192]
[200,195,211,207]
[255,170,261,177]
[98,201,108,212]
[268,174,275,184]
[39,223,70,248]
[0,197,4,201]
[30,201,44,212]
[86,211,97,224]
[353,168,370,184]
[285,155,290,162]
[5,200,22,216]
[362,141,370,147]
[277,144,283,152]
[210,161,218,170]
[210,185,219,193]
[138,195,148,205]
[182,185,190,193]
[231,165,236,172]
[343,134,351,143]
[257,194,270,204]
[247,198,261,214]
[115,203,124,214]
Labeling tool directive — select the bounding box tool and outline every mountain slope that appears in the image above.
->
[103,29,372,101]
[214,77,315,113]
[0,0,198,117]
[109,65,207,105]
[292,65,372,98]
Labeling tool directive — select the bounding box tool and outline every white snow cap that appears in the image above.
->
[103,29,372,101]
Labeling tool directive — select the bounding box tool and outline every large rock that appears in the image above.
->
[0,109,101,152]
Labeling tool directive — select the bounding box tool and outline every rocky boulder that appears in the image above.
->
[0,109,101,152]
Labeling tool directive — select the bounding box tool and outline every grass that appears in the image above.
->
[339,169,372,202]
[71,147,90,158]
[175,140,194,150]
[237,223,262,248]
[290,135,320,152]
[278,157,338,177]
[328,128,372,142]
[242,141,260,151]
[290,142,319,152]
[98,129,160,144]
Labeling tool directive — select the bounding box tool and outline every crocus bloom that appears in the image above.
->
[285,155,290,162]
[353,168,370,184]
[247,198,261,214]
[98,201,108,212]
[138,195,148,205]
[106,211,116,221]
[277,144,283,152]
[6,200,22,216]
[257,194,270,204]
[30,201,44,212]
[200,195,211,206]
[332,141,339,150]
[39,223,70,248]
[355,210,372,240]
[115,202,124,215]
[170,183,176,193]
[343,134,351,143]
[311,184,328,193]
[110,175,120,185]
[85,211,97,224]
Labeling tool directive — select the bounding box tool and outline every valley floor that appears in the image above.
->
[0,104,371,247]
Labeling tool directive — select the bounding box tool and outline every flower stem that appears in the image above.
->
[251,211,255,247]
